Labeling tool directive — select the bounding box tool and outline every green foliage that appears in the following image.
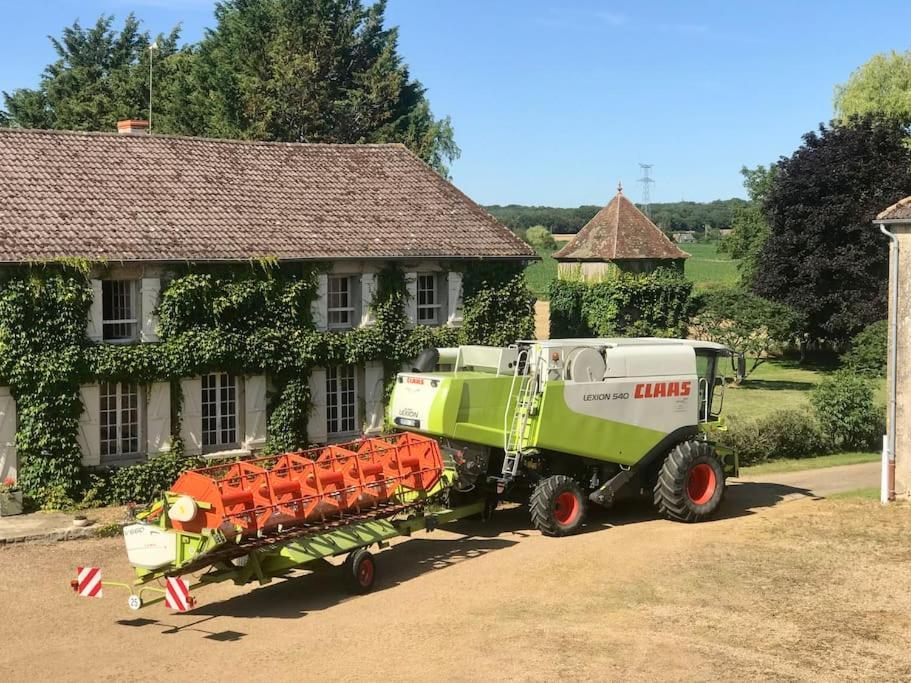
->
[841,320,888,376]
[2,4,458,175]
[524,226,557,252]
[810,371,883,451]
[719,165,776,286]
[549,270,694,338]
[720,409,832,466]
[0,260,534,505]
[691,287,803,374]
[835,50,911,125]
[104,452,205,505]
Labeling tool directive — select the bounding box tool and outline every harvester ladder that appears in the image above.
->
[502,349,538,481]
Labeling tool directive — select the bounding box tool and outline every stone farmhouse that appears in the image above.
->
[0,121,532,481]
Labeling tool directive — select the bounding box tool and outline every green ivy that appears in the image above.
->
[0,260,534,507]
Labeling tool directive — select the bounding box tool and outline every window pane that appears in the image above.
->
[102,280,137,341]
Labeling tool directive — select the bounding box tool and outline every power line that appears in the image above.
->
[638,163,654,218]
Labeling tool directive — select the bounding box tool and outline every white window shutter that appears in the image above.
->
[87,279,103,341]
[311,273,328,331]
[360,273,377,327]
[180,378,203,455]
[447,272,464,326]
[363,361,385,434]
[404,271,418,325]
[243,374,268,451]
[139,278,161,342]
[0,387,17,483]
[307,368,328,445]
[146,382,171,457]
[76,385,101,466]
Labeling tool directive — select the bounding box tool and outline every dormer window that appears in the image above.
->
[327,275,355,329]
[102,280,138,342]
[417,273,441,324]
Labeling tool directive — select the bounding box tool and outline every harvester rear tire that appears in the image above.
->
[342,548,376,595]
[530,475,586,537]
[653,440,724,523]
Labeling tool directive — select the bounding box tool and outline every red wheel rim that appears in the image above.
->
[553,491,580,526]
[686,463,717,505]
[358,558,374,587]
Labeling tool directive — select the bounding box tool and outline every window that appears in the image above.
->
[326,365,357,436]
[327,275,355,328]
[100,382,140,460]
[202,373,238,448]
[417,274,441,324]
[102,280,138,342]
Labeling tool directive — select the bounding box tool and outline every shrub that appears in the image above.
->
[525,225,557,252]
[720,409,832,466]
[810,371,883,450]
[103,452,205,505]
[841,320,887,376]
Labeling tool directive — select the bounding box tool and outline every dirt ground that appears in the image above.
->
[2,480,910,682]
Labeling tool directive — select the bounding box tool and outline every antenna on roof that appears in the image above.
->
[638,163,654,217]
[148,41,158,134]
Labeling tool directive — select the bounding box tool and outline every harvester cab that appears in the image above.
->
[390,338,739,536]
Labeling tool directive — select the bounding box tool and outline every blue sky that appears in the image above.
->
[1,1,909,206]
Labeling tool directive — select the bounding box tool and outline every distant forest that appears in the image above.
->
[485,198,747,234]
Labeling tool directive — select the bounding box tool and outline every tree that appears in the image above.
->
[690,287,803,377]
[834,50,911,125]
[2,2,458,174]
[720,165,776,285]
[524,225,557,252]
[753,116,911,342]
[2,15,182,132]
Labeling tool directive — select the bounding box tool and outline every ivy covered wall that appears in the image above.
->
[0,261,534,506]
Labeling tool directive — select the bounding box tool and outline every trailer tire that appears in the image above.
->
[653,440,724,523]
[530,474,586,537]
[342,548,376,595]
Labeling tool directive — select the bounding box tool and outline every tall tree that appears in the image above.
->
[2,15,183,131]
[834,50,911,125]
[720,164,776,285]
[753,116,911,342]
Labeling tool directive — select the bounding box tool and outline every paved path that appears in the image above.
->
[728,461,879,510]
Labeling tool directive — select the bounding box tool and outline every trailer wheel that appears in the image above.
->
[530,474,586,537]
[342,548,376,594]
[653,440,724,523]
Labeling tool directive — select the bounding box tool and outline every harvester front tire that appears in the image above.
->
[530,475,586,537]
[653,440,724,523]
[342,548,376,595]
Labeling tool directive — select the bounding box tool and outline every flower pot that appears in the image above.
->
[0,490,24,517]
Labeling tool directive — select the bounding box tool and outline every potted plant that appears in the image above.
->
[0,477,23,517]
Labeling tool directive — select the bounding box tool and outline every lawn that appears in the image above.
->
[683,242,739,290]
[740,451,880,476]
[524,247,557,299]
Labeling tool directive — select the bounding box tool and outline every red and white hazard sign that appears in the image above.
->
[164,577,192,612]
[76,566,103,598]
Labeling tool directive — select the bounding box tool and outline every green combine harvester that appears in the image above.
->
[390,338,743,536]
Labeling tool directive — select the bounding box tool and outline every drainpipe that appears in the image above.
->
[880,223,898,503]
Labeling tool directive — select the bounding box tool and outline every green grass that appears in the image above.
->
[740,451,879,476]
[524,247,558,299]
[683,242,739,290]
[723,359,830,421]
[826,486,881,501]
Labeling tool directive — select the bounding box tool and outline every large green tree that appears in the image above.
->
[2,1,458,174]
[835,50,911,125]
[720,164,776,285]
[753,115,911,342]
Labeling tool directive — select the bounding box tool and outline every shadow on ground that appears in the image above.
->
[118,479,813,628]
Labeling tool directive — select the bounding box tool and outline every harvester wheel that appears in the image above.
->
[342,548,376,595]
[530,475,586,537]
[653,440,724,523]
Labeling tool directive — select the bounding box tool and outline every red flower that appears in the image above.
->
[2,477,14,487]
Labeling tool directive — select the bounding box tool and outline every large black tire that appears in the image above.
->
[342,548,376,594]
[530,474,586,536]
[653,440,724,523]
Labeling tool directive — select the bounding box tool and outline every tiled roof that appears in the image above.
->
[877,196,911,221]
[554,186,689,261]
[0,128,533,263]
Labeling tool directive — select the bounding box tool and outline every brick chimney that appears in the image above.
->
[116,119,150,136]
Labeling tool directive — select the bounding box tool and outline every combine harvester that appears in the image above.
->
[73,337,741,611]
